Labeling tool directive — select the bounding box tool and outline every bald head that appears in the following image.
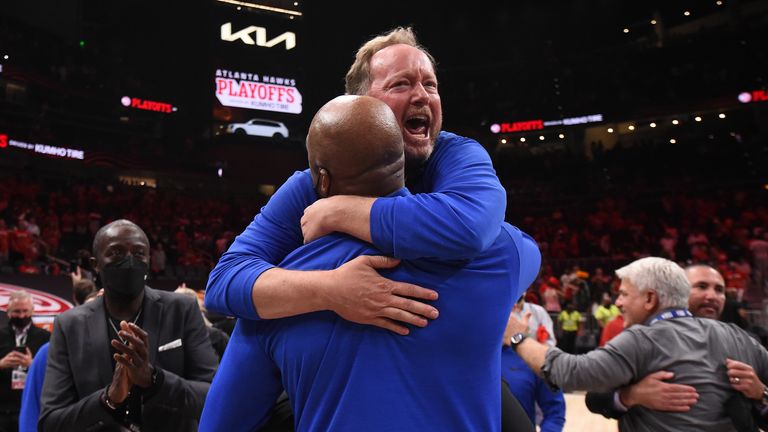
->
[306,95,405,198]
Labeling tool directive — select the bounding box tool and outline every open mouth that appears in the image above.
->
[405,115,430,138]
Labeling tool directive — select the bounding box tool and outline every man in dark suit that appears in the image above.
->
[40,219,217,431]
[0,290,49,432]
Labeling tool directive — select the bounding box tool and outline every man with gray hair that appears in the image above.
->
[507,257,768,431]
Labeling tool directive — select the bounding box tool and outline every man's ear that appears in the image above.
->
[316,167,331,198]
[89,256,98,274]
[644,290,659,311]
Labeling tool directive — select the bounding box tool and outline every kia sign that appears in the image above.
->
[220,23,296,50]
[214,68,302,114]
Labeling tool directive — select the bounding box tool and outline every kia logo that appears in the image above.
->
[220,23,296,50]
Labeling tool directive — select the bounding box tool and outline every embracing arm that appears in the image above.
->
[509,312,638,392]
[205,171,313,319]
[301,134,506,260]
[585,370,699,420]
[204,172,439,332]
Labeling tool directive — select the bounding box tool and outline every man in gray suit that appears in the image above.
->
[40,219,217,431]
[507,256,768,432]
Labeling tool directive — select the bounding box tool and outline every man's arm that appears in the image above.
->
[199,322,284,432]
[535,375,566,432]
[508,313,637,392]
[40,319,120,431]
[255,256,438,335]
[301,134,507,260]
[585,371,699,420]
[205,171,439,333]
[205,171,314,319]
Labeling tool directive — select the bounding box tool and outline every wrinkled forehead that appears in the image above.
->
[370,45,436,78]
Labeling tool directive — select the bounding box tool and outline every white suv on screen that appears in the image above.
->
[226,118,289,139]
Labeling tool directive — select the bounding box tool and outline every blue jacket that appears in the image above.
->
[502,349,565,432]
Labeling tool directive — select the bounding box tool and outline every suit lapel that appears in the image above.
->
[87,299,114,388]
[142,287,162,365]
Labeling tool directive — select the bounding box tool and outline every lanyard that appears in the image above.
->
[648,308,692,326]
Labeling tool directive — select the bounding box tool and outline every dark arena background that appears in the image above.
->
[1,1,767,428]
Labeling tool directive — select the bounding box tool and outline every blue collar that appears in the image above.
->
[646,308,693,326]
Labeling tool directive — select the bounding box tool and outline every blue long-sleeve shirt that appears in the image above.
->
[205,131,507,319]
[200,188,541,431]
[502,349,565,432]
[19,342,48,432]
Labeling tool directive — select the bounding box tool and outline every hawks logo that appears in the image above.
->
[0,284,73,315]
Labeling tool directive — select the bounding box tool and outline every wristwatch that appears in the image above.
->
[509,332,528,350]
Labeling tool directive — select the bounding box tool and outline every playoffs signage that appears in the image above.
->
[214,69,303,114]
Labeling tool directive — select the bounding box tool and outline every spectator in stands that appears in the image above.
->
[69,266,97,306]
[39,219,217,431]
[599,314,624,346]
[0,290,50,432]
[501,296,565,431]
[749,228,768,293]
[150,242,166,278]
[540,277,561,314]
[507,257,768,431]
[594,292,620,329]
[508,294,557,347]
[0,220,9,269]
[200,95,539,431]
[557,302,581,354]
[18,276,96,432]
[175,284,229,361]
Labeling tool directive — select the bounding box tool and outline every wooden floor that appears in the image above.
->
[562,392,618,432]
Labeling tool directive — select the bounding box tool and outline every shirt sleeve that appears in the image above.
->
[369,133,506,260]
[542,329,646,392]
[535,376,566,432]
[198,321,283,432]
[19,343,48,432]
[204,170,316,319]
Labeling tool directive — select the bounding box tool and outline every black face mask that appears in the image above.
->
[9,316,32,329]
[100,255,148,299]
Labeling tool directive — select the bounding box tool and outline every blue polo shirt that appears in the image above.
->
[200,197,540,431]
[205,131,508,319]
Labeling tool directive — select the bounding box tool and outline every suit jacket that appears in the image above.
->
[0,322,50,411]
[39,287,218,431]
